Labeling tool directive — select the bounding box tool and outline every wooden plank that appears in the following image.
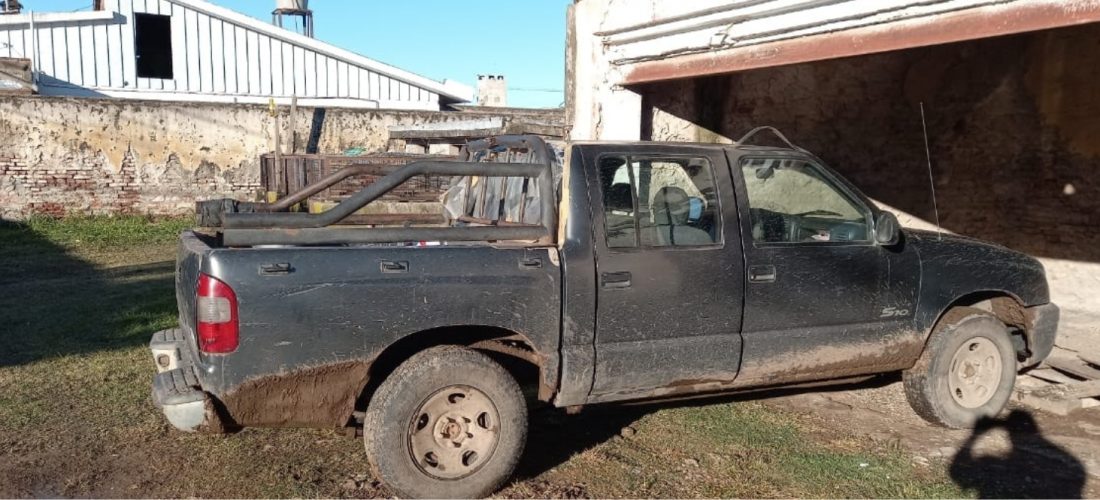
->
[167,2,186,91]
[93,23,111,89]
[293,45,305,97]
[220,19,235,93]
[50,26,67,81]
[258,34,272,95]
[209,17,225,93]
[79,24,96,86]
[105,8,123,87]
[337,60,348,97]
[184,8,200,91]
[232,25,246,95]
[1028,368,1079,385]
[326,55,337,96]
[1046,354,1100,381]
[197,11,212,93]
[281,40,294,96]
[118,0,136,88]
[1079,352,1100,369]
[315,55,328,97]
[37,24,55,80]
[245,30,260,94]
[303,50,316,96]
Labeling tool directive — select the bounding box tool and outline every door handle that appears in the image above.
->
[519,257,542,269]
[380,260,409,274]
[748,265,776,283]
[601,271,632,289]
[259,262,292,276]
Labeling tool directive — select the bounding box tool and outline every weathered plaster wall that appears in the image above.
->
[637,23,1100,348]
[0,96,559,218]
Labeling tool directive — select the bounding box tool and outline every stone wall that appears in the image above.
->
[0,96,562,219]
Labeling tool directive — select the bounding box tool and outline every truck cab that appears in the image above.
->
[151,131,1058,498]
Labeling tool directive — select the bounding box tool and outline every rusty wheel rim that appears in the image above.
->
[407,385,500,480]
[948,337,1003,409]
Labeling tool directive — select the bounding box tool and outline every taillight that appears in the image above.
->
[197,273,239,354]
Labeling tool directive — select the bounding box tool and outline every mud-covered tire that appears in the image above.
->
[364,346,527,498]
[903,307,1016,429]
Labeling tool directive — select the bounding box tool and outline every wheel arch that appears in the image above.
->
[921,290,1030,363]
[355,325,553,417]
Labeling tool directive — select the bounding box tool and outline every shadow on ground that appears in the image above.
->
[514,375,901,482]
[0,219,176,367]
[950,409,1086,499]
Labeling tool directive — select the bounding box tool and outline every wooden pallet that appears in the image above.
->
[1014,352,1100,416]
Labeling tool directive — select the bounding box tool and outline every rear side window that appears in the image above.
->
[598,155,720,248]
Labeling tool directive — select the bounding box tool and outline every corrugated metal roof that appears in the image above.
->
[603,0,1100,83]
[163,0,469,101]
[607,0,1088,64]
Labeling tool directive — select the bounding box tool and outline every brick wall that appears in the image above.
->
[0,96,562,219]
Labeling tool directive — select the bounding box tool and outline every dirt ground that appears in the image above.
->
[769,375,1100,498]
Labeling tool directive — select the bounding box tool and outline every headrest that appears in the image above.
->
[653,186,693,225]
[606,183,633,211]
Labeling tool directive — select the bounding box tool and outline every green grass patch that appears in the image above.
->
[0,214,192,251]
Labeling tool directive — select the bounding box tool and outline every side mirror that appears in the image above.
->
[875,211,901,246]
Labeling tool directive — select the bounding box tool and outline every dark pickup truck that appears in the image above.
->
[150,130,1058,498]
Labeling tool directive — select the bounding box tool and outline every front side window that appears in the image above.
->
[599,155,720,248]
[740,158,870,243]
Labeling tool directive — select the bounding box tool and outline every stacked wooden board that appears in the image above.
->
[1015,350,1100,415]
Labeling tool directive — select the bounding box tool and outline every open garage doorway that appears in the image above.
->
[631,23,1100,355]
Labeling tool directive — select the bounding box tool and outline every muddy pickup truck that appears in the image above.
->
[150,130,1058,498]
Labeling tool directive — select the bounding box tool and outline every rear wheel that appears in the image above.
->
[364,346,527,498]
[903,307,1016,429]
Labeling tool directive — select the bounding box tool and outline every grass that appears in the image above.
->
[0,216,969,498]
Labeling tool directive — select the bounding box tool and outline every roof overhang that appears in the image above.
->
[620,0,1100,85]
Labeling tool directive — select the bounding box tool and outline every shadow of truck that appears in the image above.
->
[0,219,176,368]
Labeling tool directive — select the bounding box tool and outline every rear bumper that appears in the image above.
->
[149,328,228,433]
[1023,303,1059,368]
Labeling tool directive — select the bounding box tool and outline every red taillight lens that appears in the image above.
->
[197,273,239,354]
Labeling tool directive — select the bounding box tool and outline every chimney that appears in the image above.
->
[1,0,23,14]
[476,75,507,107]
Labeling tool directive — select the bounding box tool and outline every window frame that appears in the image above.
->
[134,13,175,80]
[737,155,875,248]
[596,153,724,252]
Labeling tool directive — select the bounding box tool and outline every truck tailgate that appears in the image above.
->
[175,230,212,349]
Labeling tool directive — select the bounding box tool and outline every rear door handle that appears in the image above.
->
[380,260,409,274]
[748,265,776,283]
[601,271,632,289]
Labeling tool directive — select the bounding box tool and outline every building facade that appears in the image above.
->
[0,0,471,109]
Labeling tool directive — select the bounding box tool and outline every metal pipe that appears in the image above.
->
[259,163,394,212]
[223,160,547,229]
[222,225,548,247]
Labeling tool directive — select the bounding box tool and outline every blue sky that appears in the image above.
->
[24,0,570,107]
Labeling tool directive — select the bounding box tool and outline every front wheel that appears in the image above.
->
[364,346,527,498]
[903,307,1017,429]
